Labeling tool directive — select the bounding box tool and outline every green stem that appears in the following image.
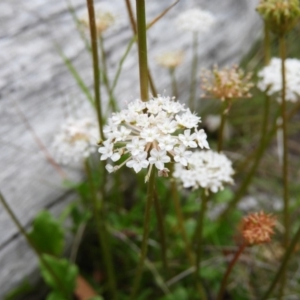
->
[99,35,118,111]
[169,68,178,99]
[131,169,155,299]
[170,175,207,300]
[86,0,104,140]
[136,0,149,101]
[219,101,300,220]
[0,191,71,299]
[84,160,117,300]
[264,23,271,66]
[218,101,228,153]
[195,190,209,278]
[278,33,289,300]
[153,189,168,274]
[261,222,300,300]
[189,32,198,111]
[216,243,247,300]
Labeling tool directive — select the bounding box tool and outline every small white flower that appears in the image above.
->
[126,151,149,173]
[195,129,210,149]
[178,129,197,148]
[106,164,115,173]
[99,95,209,181]
[174,150,234,193]
[148,149,171,170]
[173,145,192,166]
[176,8,216,34]
[258,57,300,102]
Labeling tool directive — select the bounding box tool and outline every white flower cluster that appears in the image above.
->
[173,150,234,193]
[257,57,300,102]
[52,118,98,164]
[176,8,216,33]
[98,96,209,181]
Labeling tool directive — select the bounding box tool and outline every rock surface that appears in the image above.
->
[0,0,261,296]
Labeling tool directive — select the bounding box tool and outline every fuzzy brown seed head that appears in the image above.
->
[200,65,253,101]
[256,0,300,35]
[241,211,276,246]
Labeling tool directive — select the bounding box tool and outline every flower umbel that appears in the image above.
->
[52,117,98,164]
[257,57,300,102]
[201,65,253,101]
[256,0,300,35]
[173,150,234,193]
[241,211,276,245]
[99,95,209,181]
[176,8,216,34]
[156,51,184,69]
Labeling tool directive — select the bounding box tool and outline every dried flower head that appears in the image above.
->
[258,57,300,102]
[80,9,117,35]
[52,118,98,164]
[201,65,253,101]
[156,51,184,69]
[173,150,234,193]
[256,0,300,35]
[241,212,276,245]
[98,95,209,182]
[176,8,216,33]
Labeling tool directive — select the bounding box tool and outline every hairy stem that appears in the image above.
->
[84,159,117,300]
[189,32,198,111]
[216,243,247,300]
[86,0,104,140]
[136,0,149,101]
[169,68,178,99]
[195,190,209,278]
[153,190,169,274]
[130,169,155,299]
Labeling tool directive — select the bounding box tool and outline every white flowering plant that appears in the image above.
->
[98,95,209,181]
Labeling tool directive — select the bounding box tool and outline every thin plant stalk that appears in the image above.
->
[219,102,300,220]
[135,0,148,101]
[130,169,155,299]
[169,68,178,99]
[189,32,198,111]
[170,176,207,300]
[278,33,289,299]
[86,0,104,140]
[217,100,229,153]
[153,190,169,274]
[216,242,247,300]
[261,221,300,300]
[99,34,118,111]
[194,190,209,277]
[84,159,117,300]
[0,191,71,299]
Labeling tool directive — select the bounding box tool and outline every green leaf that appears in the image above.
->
[40,254,78,296]
[46,291,68,300]
[28,211,64,256]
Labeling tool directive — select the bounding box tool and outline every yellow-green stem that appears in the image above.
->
[136,0,149,101]
[261,221,300,299]
[278,33,289,300]
[169,68,178,99]
[99,35,118,111]
[0,191,71,299]
[189,32,198,111]
[170,175,207,300]
[130,169,155,299]
[84,160,117,300]
[216,243,247,300]
[195,190,209,278]
[86,0,104,140]
[218,101,228,153]
[153,190,168,274]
